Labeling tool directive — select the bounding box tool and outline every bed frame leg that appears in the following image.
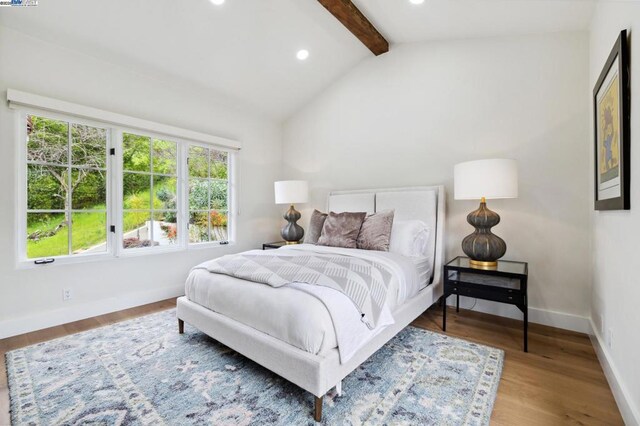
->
[178,318,184,334]
[335,380,342,396]
[314,396,323,422]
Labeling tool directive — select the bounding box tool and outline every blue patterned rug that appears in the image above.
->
[6,309,503,425]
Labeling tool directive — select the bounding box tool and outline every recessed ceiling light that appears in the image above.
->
[210,0,225,5]
[296,49,310,61]
[409,0,425,4]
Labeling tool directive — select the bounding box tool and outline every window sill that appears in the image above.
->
[17,251,115,270]
[16,241,236,270]
[187,241,236,251]
[116,245,184,259]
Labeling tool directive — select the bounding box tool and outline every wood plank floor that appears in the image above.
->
[414,308,623,425]
[0,299,623,425]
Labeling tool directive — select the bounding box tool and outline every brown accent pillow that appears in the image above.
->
[357,210,395,251]
[304,209,328,244]
[317,212,367,248]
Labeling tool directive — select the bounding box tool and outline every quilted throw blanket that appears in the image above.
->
[195,251,393,329]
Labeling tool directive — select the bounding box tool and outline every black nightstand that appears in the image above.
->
[262,241,289,250]
[443,256,529,352]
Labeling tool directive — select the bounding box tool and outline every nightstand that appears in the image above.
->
[443,256,529,352]
[262,241,289,250]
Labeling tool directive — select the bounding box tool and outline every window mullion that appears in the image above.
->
[149,138,154,245]
[207,148,211,242]
[105,128,111,256]
[227,153,236,241]
[112,129,124,257]
[180,141,187,249]
[67,122,72,256]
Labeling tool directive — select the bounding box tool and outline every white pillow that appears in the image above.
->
[389,220,430,257]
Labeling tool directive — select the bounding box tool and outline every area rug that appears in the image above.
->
[6,309,503,425]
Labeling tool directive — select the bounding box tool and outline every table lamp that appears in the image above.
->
[274,180,309,244]
[454,159,518,267]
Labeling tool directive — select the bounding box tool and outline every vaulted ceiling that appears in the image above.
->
[0,0,596,120]
[353,0,596,43]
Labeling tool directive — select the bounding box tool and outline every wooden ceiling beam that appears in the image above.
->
[317,0,389,56]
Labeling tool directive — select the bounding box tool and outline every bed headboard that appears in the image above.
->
[327,186,446,287]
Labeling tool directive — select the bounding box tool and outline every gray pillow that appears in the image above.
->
[357,210,395,251]
[317,211,367,249]
[304,209,328,244]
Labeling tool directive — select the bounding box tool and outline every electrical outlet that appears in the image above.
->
[63,288,72,301]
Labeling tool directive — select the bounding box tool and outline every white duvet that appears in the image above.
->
[185,244,423,363]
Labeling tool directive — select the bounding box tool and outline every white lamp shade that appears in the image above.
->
[274,180,309,204]
[454,159,518,200]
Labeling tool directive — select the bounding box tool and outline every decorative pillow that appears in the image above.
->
[388,220,430,257]
[317,211,367,248]
[356,210,395,251]
[304,209,328,244]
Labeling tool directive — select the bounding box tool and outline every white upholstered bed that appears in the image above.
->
[176,186,445,421]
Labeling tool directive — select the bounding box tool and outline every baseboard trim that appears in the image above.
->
[0,285,183,339]
[589,318,640,426]
[449,296,591,334]
[527,307,590,333]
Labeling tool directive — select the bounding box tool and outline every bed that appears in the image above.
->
[176,186,445,421]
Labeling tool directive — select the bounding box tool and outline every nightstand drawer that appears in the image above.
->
[449,271,521,291]
[449,284,524,305]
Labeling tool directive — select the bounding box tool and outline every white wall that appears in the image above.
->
[589,2,640,424]
[0,26,282,338]
[283,32,592,331]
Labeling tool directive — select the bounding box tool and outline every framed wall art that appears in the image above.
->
[593,29,630,210]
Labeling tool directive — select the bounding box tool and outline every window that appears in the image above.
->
[188,145,229,244]
[122,132,178,250]
[19,111,235,266]
[25,115,108,259]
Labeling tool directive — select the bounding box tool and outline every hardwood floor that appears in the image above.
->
[414,307,623,425]
[0,299,623,425]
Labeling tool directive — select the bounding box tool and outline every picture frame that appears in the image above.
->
[593,29,630,210]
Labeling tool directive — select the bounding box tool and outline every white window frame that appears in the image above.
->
[16,108,116,267]
[114,127,185,258]
[15,104,238,269]
[184,141,236,248]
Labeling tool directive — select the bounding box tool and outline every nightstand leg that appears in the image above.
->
[442,294,447,331]
[524,306,528,352]
[456,293,460,312]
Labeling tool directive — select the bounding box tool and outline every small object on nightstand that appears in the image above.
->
[262,241,289,250]
[442,256,529,352]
